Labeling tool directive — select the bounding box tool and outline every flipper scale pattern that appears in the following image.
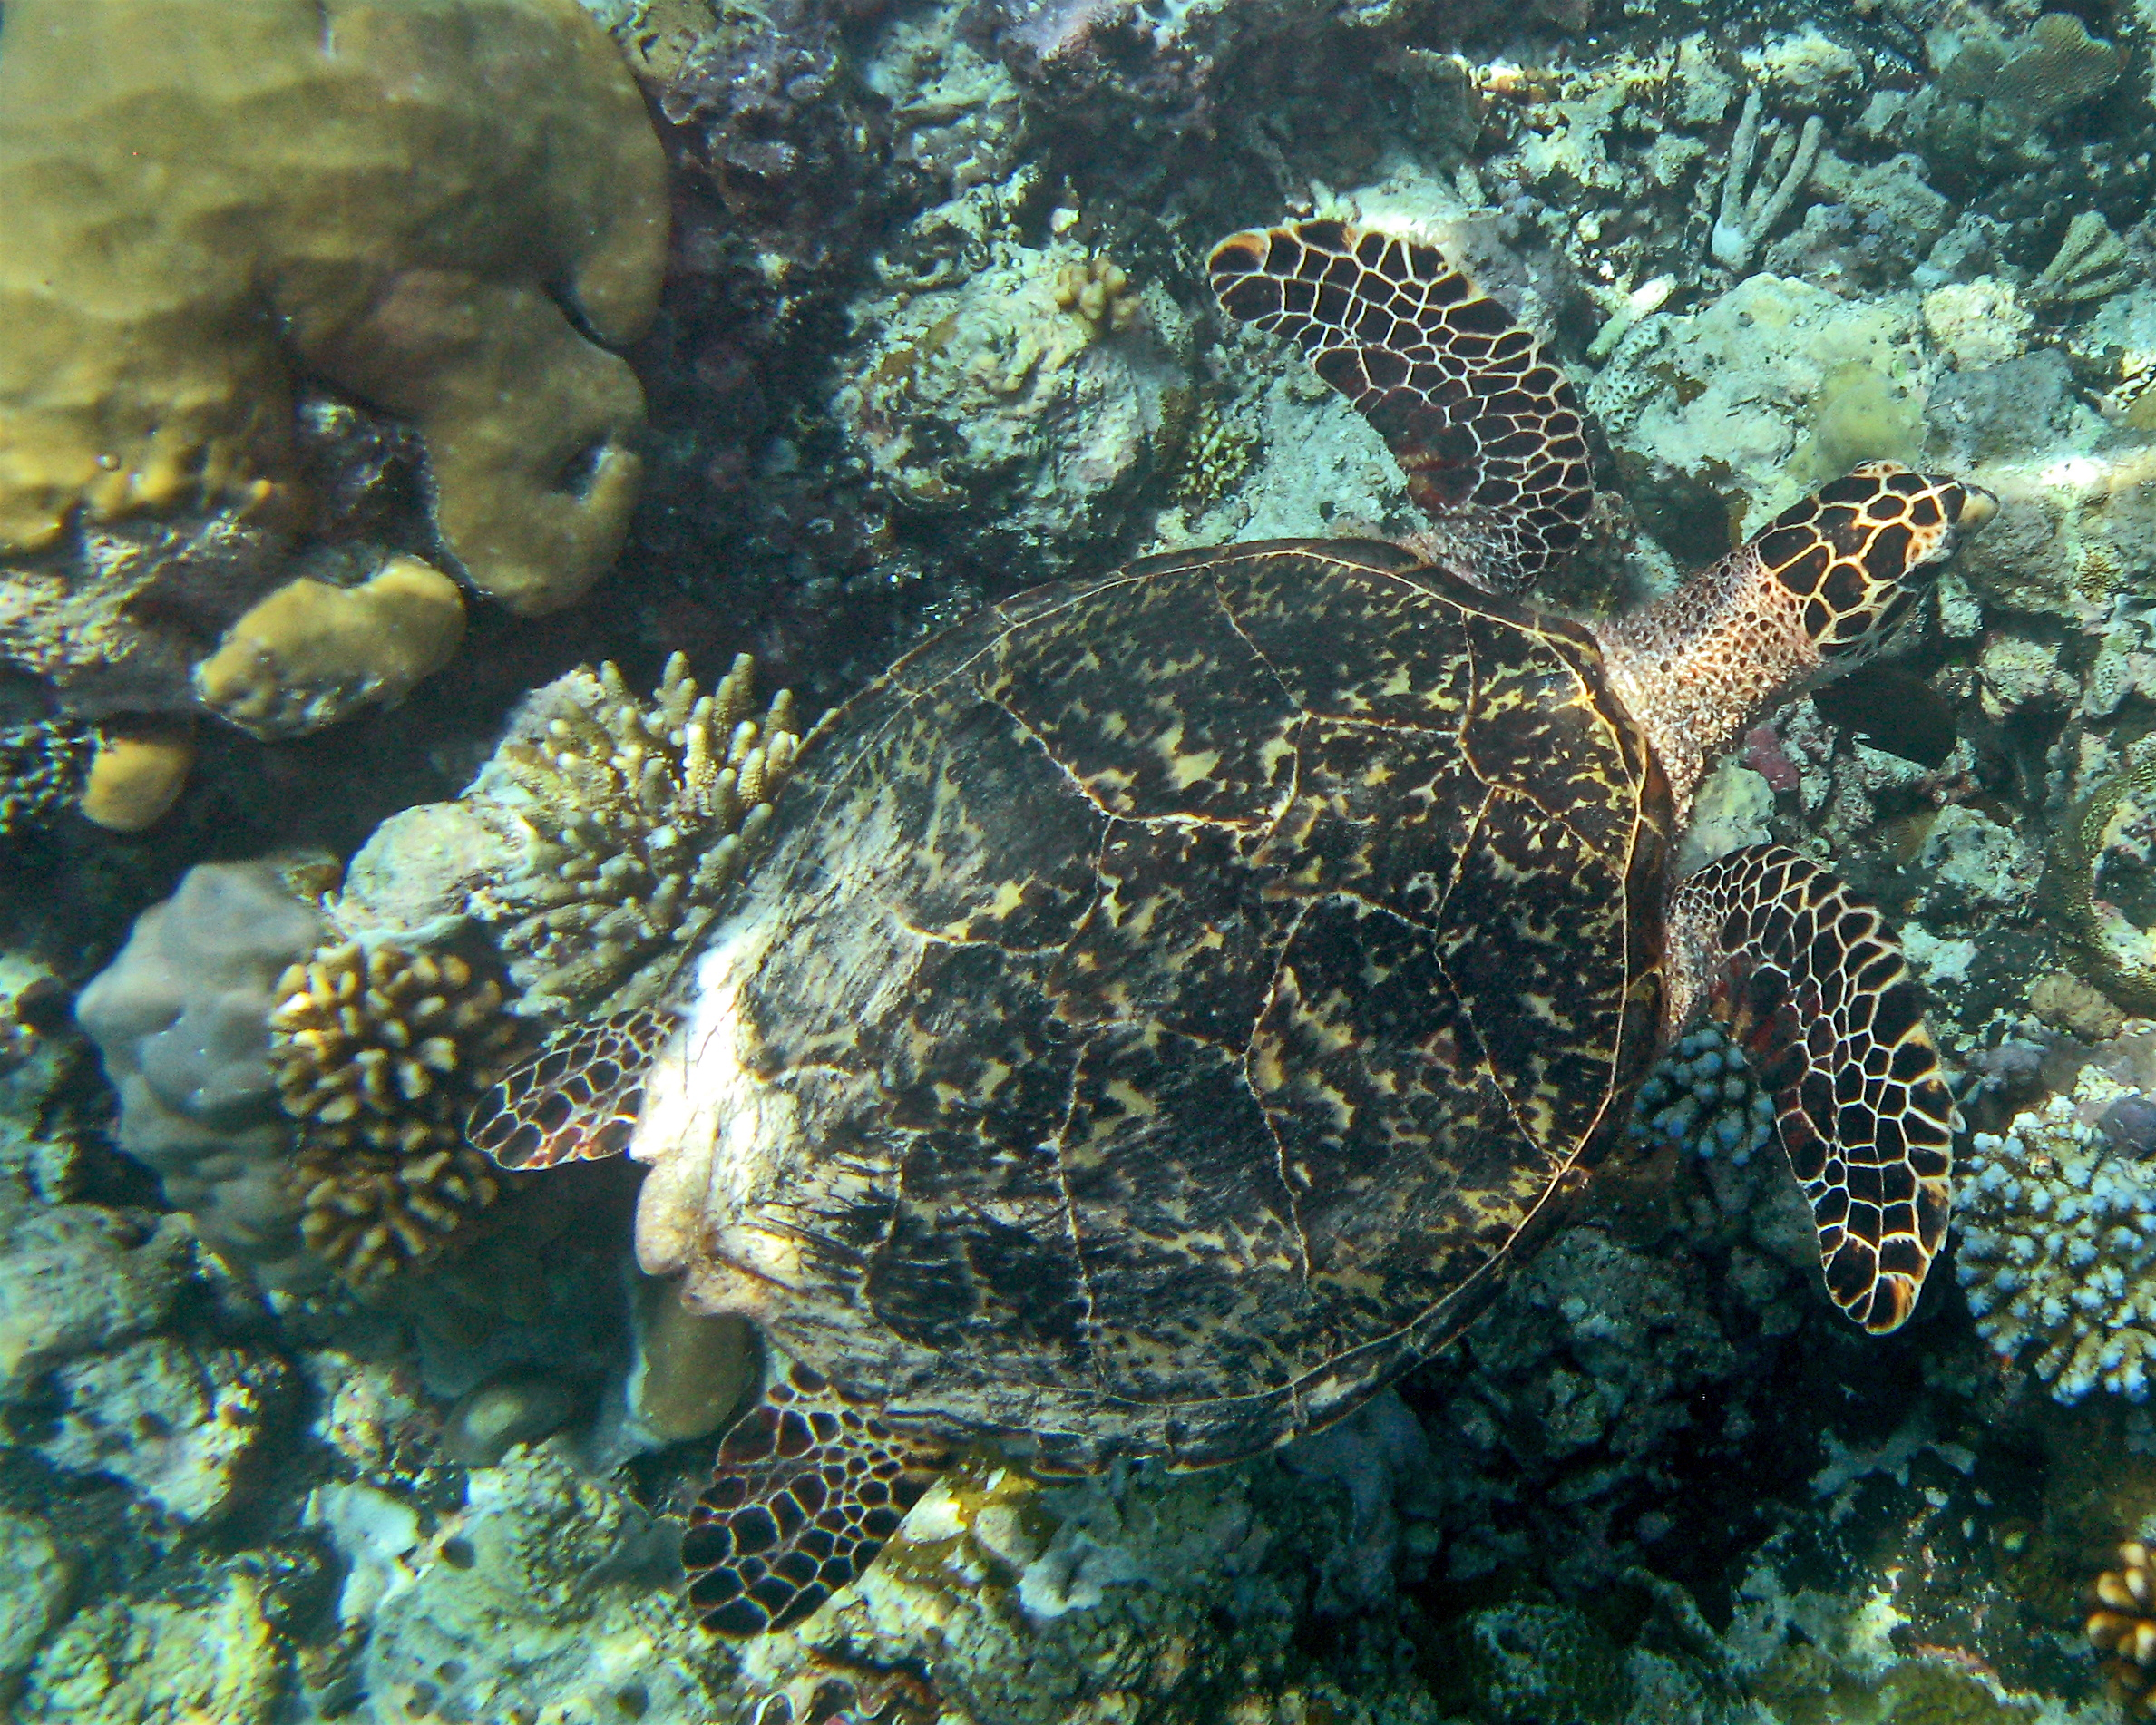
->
[1208,218,1594,592]
[684,1360,952,1636]
[466,1007,676,1169]
[1672,843,1953,1332]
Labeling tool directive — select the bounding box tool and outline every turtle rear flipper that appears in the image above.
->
[1207,217,1594,593]
[685,1357,952,1636]
[466,1007,676,1169]
[1668,844,1954,1333]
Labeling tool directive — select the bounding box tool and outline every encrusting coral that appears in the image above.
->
[486,653,802,1017]
[2091,1541,2156,1716]
[268,939,528,1282]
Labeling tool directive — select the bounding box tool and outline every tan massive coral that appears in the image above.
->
[0,0,665,611]
[0,0,668,824]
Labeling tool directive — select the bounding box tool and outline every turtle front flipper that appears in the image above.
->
[1207,217,1594,592]
[1667,844,1954,1333]
[466,1007,677,1168]
[685,1356,953,1635]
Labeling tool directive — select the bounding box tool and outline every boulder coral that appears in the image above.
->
[0,0,668,812]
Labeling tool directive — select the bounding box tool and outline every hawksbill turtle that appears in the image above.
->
[469,219,1991,1641]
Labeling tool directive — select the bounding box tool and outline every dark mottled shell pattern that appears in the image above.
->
[700,540,1674,1467]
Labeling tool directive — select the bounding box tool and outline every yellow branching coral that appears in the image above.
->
[1053,258,1142,336]
[0,0,666,614]
[2093,1541,2156,1715]
[268,939,527,1282]
[488,652,802,1016]
[0,717,92,838]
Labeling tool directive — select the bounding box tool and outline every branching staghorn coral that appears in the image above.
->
[1710,88,1823,271]
[269,939,528,1283]
[486,652,801,1017]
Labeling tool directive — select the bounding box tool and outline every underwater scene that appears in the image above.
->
[14,0,2156,1720]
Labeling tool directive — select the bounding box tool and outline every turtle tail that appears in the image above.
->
[1666,844,1955,1333]
[1207,217,1594,593]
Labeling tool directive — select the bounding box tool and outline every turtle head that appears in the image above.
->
[1595,461,1993,817]
[1750,461,1996,665]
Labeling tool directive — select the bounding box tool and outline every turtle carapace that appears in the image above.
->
[471,219,1993,1641]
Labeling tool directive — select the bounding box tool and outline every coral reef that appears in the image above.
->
[16,1566,289,1724]
[24,1,2156,1719]
[734,1443,1439,1725]
[1596,275,1927,547]
[268,939,526,1282]
[332,1447,737,1721]
[1916,11,2123,180]
[833,226,1189,567]
[0,0,667,814]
